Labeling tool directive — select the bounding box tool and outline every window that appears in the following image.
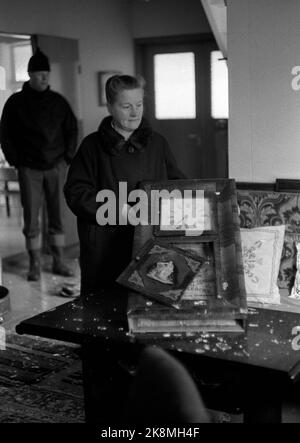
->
[154,52,196,119]
[210,50,228,119]
[12,43,32,82]
[0,66,5,90]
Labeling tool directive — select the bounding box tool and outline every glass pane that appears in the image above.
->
[13,43,32,82]
[0,66,5,90]
[211,50,228,119]
[154,52,196,119]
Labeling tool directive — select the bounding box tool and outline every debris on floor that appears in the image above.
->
[57,282,80,298]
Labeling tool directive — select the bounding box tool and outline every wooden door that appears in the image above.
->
[136,36,228,179]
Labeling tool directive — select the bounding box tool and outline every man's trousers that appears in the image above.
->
[18,162,67,251]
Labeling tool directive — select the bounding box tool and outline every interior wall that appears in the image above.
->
[1,0,212,138]
[228,0,300,182]
[0,0,134,136]
[131,0,211,38]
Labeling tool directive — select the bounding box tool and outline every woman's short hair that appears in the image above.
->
[105,75,145,105]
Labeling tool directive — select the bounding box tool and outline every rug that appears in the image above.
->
[0,332,85,423]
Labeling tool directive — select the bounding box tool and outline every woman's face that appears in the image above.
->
[108,88,144,134]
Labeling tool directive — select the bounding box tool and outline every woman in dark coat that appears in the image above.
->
[64,75,184,295]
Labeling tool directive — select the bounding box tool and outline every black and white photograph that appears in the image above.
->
[0,0,300,430]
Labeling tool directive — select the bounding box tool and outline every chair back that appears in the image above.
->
[123,345,211,424]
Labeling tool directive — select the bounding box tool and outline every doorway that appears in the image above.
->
[0,33,81,257]
[0,33,32,257]
[135,35,228,179]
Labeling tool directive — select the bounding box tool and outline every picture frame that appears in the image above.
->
[127,179,248,334]
[98,70,122,106]
[149,185,218,238]
[117,239,204,308]
[132,179,248,315]
[158,191,216,236]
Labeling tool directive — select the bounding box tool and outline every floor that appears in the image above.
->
[0,193,80,330]
[1,194,300,423]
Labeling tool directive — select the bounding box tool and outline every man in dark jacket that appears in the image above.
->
[0,48,78,281]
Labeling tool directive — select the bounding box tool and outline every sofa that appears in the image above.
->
[237,188,300,311]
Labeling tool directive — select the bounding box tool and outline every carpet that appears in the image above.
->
[0,332,85,423]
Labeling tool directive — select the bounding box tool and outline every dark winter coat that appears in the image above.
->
[0,82,78,169]
[64,116,185,294]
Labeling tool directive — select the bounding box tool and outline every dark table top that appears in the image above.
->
[15,286,300,382]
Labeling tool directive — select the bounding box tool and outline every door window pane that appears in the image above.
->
[0,33,32,163]
[211,50,228,119]
[154,52,196,119]
[13,43,32,82]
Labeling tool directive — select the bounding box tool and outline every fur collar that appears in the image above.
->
[98,116,153,156]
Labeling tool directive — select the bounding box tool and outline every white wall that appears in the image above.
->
[0,0,211,136]
[228,0,300,182]
[131,0,210,38]
[0,0,134,136]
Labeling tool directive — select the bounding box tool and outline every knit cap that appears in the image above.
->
[27,48,50,72]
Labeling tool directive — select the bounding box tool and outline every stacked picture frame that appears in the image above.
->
[117,179,247,334]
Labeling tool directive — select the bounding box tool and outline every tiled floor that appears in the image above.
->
[1,196,300,423]
[1,252,80,331]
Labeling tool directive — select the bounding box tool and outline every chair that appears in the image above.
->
[123,345,211,424]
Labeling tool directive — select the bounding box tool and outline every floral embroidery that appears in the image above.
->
[282,207,300,232]
[237,191,300,290]
[242,240,264,284]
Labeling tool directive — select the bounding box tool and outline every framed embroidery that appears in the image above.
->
[117,239,204,308]
[240,225,285,304]
[153,187,218,237]
[125,179,248,333]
